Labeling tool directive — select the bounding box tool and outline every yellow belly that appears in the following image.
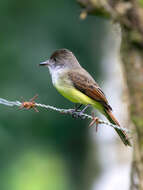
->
[55,84,104,112]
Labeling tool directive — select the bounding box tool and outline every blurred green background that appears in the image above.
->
[0,1,108,190]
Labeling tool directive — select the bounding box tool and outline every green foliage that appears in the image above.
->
[2,148,71,190]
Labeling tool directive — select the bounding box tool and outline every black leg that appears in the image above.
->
[80,104,90,114]
[72,104,91,119]
[75,104,83,111]
[71,104,83,118]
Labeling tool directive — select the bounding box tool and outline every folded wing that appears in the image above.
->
[68,70,112,110]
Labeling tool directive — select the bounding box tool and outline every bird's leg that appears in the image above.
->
[72,104,90,119]
[79,104,90,114]
[71,104,83,118]
[75,103,83,111]
[71,104,82,114]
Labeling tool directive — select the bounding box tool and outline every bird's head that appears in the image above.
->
[39,49,80,70]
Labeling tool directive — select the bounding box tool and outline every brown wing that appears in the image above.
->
[68,70,112,110]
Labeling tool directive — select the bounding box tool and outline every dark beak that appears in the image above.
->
[39,60,50,66]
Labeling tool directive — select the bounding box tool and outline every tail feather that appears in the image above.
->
[105,109,131,146]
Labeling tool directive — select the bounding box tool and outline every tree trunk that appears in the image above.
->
[77,0,143,189]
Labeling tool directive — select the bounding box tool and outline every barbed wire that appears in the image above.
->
[0,97,130,133]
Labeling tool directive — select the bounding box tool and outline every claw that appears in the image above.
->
[72,104,90,119]
[71,111,86,119]
[72,112,78,118]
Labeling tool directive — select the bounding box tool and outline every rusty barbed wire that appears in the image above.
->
[0,97,130,133]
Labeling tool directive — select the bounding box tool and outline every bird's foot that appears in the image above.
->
[71,104,90,119]
[88,112,99,132]
[71,111,86,119]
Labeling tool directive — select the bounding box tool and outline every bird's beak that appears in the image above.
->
[39,60,50,66]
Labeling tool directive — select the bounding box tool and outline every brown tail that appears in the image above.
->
[105,109,131,146]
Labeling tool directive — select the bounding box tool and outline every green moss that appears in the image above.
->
[90,8,110,18]
[132,116,143,128]
[129,30,143,44]
[139,0,143,7]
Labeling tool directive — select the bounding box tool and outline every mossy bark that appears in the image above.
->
[122,35,143,189]
[77,0,143,189]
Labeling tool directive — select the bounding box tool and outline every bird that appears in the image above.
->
[39,48,131,146]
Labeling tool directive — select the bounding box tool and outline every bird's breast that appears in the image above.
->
[50,69,71,87]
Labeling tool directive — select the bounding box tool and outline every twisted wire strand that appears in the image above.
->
[0,98,130,133]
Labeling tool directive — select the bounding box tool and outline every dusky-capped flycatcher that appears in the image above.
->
[39,49,131,146]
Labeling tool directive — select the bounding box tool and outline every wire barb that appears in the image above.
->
[19,95,39,112]
[88,112,99,132]
[0,97,130,133]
